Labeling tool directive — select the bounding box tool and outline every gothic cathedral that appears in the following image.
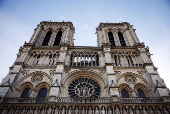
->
[0,21,170,114]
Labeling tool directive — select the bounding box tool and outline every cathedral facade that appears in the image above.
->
[0,21,170,113]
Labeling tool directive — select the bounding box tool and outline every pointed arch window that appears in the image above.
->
[137,89,145,98]
[42,31,52,46]
[108,32,115,46]
[121,89,129,98]
[118,32,126,46]
[36,88,47,103]
[53,31,62,46]
[20,88,30,98]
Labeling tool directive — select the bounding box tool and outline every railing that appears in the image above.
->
[1,97,170,104]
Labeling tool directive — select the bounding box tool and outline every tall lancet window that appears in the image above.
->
[36,88,47,103]
[42,31,52,46]
[53,31,62,46]
[20,88,30,98]
[121,89,129,98]
[137,89,146,98]
[108,32,115,46]
[118,32,126,46]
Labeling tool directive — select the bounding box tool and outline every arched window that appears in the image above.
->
[108,32,115,46]
[42,31,52,46]
[53,31,62,46]
[36,88,47,103]
[20,88,30,98]
[121,89,129,98]
[118,32,126,46]
[137,89,145,98]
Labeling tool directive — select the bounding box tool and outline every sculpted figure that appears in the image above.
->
[1,107,7,114]
[61,107,66,114]
[20,107,27,114]
[54,107,59,114]
[88,107,93,114]
[108,107,112,114]
[27,107,34,114]
[81,107,86,114]
[142,107,148,114]
[154,107,161,114]
[68,107,72,114]
[74,107,79,114]
[129,107,134,114]
[8,107,14,114]
[115,106,120,114]
[163,107,169,114]
[95,107,99,114]
[122,107,127,114]
[40,107,46,114]
[34,107,39,114]
[14,107,20,114]
[101,107,106,114]
[47,105,52,114]
[135,107,141,114]
[148,107,154,114]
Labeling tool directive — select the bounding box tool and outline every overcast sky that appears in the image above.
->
[0,0,170,89]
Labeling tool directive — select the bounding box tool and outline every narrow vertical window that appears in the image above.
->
[20,88,30,98]
[53,31,62,46]
[118,32,126,46]
[121,89,129,98]
[42,31,52,46]
[137,89,145,98]
[108,32,115,46]
[36,88,47,103]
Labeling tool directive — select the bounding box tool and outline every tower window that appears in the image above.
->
[108,32,115,46]
[42,31,52,46]
[118,32,126,46]
[36,88,47,103]
[121,89,129,98]
[137,89,145,98]
[53,31,62,46]
[20,88,30,98]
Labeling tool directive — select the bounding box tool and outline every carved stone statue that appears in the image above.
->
[40,107,46,114]
[129,107,134,114]
[163,107,169,114]
[34,107,39,114]
[135,107,141,114]
[88,107,93,114]
[101,107,106,114]
[81,107,86,114]
[14,107,20,114]
[54,107,59,114]
[74,107,79,114]
[115,106,120,114]
[1,107,7,114]
[47,105,52,114]
[27,107,34,114]
[20,107,27,114]
[108,107,112,114]
[95,107,99,114]
[132,90,137,97]
[8,107,14,114]
[122,107,127,114]
[142,107,148,114]
[68,107,72,114]
[61,107,66,114]
[148,107,154,114]
[154,107,161,114]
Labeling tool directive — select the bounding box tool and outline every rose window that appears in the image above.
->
[68,78,101,98]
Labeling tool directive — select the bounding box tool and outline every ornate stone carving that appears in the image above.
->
[137,70,144,76]
[22,70,30,76]
[101,107,106,114]
[95,107,99,114]
[115,71,121,77]
[124,75,136,84]
[88,107,93,114]
[49,70,56,76]
[115,106,120,114]
[31,71,44,83]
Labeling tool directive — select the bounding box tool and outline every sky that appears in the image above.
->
[0,0,170,89]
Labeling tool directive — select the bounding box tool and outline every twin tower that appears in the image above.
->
[0,21,170,113]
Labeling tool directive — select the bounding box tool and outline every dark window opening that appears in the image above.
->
[121,89,129,98]
[36,88,47,103]
[53,31,62,46]
[118,32,126,46]
[137,89,145,98]
[42,31,52,46]
[108,32,115,46]
[19,88,30,102]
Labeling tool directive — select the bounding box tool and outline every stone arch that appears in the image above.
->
[17,82,33,91]
[34,82,51,91]
[118,83,133,97]
[44,27,54,32]
[15,71,53,90]
[61,70,108,97]
[134,83,151,97]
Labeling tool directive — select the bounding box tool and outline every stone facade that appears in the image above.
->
[0,21,170,113]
